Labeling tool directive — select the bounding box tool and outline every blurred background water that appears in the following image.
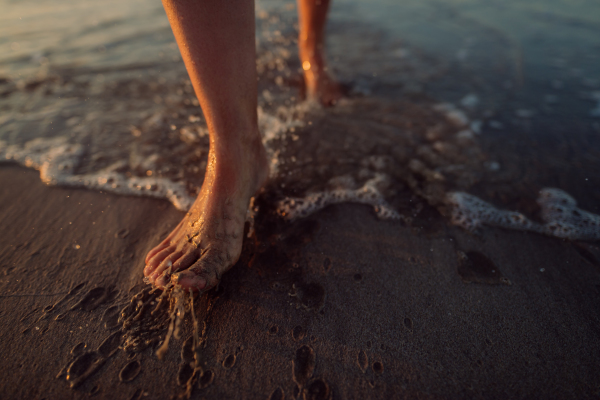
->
[1,0,599,225]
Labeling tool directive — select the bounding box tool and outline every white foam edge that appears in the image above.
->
[277,174,403,221]
[446,189,600,241]
[0,137,194,211]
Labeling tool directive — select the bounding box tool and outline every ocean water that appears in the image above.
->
[1,0,599,238]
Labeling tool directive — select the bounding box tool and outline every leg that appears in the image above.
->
[144,0,269,291]
[297,0,344,105]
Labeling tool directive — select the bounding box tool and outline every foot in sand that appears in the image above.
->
[143,133,269,291]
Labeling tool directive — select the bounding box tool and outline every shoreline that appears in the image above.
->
[1,164,599,399]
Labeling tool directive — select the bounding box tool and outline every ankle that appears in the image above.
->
[211,130,268,189]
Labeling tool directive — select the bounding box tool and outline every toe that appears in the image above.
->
[173,248,231,291]
[144,220,185,264]
[171,251,199,273]
[145,241,170,265]
[173,270,207,291]
[152,250,184,284]
[144,246,175,275]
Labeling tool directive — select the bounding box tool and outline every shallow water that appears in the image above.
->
[1,0,599,237]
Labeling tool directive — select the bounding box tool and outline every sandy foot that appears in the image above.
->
[143,134,269,291]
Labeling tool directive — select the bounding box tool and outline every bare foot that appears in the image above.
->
[300,49,344,106]
[143,131,269,291]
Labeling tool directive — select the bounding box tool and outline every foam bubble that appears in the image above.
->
[459,94,479,110]
[445,192,537,232]
[446,189,600,241]
[538,188,600,240]
[433,103,470,128]
[277,173,403,221]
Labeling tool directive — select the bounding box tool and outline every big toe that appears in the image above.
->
[172,270,207,291]
[171,249,230,291]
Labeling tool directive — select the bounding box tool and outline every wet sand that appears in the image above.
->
[1,164,600,399]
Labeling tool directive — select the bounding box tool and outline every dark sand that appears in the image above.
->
[1,164,600,399]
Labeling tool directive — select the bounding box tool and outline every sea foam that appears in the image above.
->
[446,189,600,241]
[0,137,195,211]
[277,173,402,221]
